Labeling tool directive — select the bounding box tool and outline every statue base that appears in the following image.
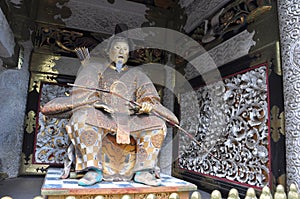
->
[41,168,198,199]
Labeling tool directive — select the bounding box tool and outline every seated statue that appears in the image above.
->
[41,36,179,186]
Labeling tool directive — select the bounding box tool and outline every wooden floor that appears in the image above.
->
[0,176,44,199]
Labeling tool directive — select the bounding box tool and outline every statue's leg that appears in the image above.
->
[60,141,75,179]
[132,127,167,186]
[67,111,104,186]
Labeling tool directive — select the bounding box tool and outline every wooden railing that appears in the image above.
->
[1,184,299,199]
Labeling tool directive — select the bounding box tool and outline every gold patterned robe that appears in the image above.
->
[41,58,178,180]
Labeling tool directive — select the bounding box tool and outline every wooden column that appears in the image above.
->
[277,0,300,187]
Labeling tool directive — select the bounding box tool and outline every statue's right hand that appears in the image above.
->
[93,102,114,113]
[138,102,153,114]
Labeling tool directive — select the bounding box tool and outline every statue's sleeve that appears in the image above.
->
[135,70,179,125]
[40,92,99,118]
[41,61,101,118]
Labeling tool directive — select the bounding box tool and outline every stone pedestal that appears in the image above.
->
[41,168,197,199]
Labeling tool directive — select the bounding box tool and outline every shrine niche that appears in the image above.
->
[17,0,285,196]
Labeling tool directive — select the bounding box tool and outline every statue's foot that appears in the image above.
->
[78,169,103,186]
[134,171,161,186]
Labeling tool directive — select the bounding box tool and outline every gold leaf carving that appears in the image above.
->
[247,6,272,23]
[275,41,282,76]
[29,73,57,93]
[277,174,286,187]
[137,193,170,199]
[25,110,36,134]
[30,54,60,74]
[270,105,285,142]
[103,195,115,199]
[75,196,95,199]
[19,153,48,175]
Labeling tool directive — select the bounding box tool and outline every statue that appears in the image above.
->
[41,36,179,187]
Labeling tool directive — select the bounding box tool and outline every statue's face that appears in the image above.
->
[109,41,129,65]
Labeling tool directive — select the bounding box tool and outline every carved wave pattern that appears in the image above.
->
[34,83,71,164]
[179,66,269,187]
[183,0,231,33]
[61,0,147,35]
[184,30,256,80]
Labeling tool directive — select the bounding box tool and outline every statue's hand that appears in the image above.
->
[94,102,114,113]
[138,102,153,114]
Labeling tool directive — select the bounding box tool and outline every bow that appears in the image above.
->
[67,83,205,148]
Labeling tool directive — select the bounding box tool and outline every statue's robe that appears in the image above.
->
[41,59,178,180]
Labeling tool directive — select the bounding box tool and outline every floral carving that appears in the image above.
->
[179,65,269,187]
[34,83,71,164]
[35,26,102,56]
[189,0,271,49]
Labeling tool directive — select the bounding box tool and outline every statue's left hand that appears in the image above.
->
[94,102,114,113]
[138,102,153,114]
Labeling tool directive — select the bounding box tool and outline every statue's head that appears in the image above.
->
[108,37,130,65]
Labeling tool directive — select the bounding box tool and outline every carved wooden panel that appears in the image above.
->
[179,64,269,187]
[20,51,78,175]
[173,59,285,196]
[188,0,272,49]
[172,0,285,196]
[34,83,71,165]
